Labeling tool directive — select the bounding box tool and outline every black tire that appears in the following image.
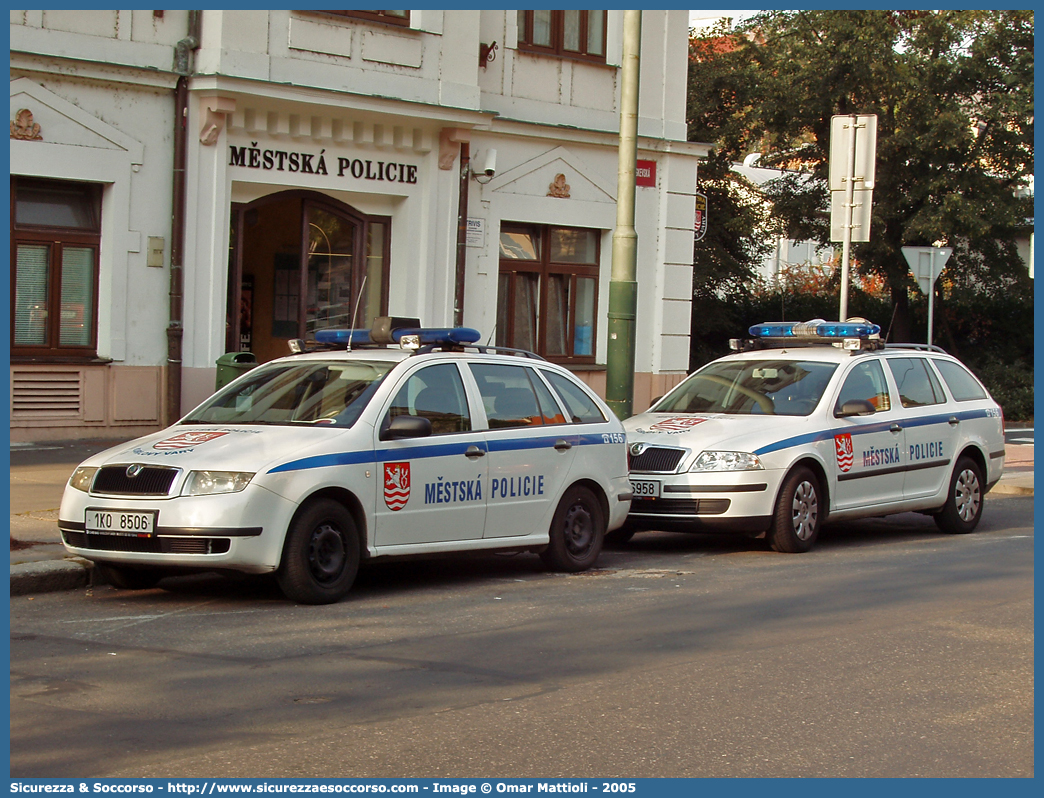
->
[96,563,162,590]
[934,456,984,534]
[540,485,605,572]
[604,525,636,545]
[768,466,822,553]
[276,499,360,604]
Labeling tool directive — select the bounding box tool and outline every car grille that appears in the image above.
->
[630,498,730,515]
[92,465,179,496]
[628,447,686,473]
[62,530,230,555]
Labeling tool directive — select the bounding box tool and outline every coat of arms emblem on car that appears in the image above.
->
[384,462,411,511]
[835,433,854,473]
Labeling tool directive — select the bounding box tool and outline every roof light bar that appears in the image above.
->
[314,326,482,349]
[749,319,881,339]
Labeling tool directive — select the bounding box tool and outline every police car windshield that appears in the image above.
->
[183,360,394,427]
[655,359,838,417]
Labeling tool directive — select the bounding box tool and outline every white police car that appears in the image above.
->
[59,319,632,603]
[620,320,1005,552]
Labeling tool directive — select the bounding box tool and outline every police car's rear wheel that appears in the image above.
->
[277,499,360,604]
[934,456,984,534]
[96,563,162,590]
[541,485,605,572]
[768,466,821,553]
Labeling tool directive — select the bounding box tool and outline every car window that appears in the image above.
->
[932,359,988,401]
[834,361,892,415]
[469,363,554,429]
[184,360,393,427]
[542,370,608,423]
[385,363,471,435]
[887,357,946,408]
[654,359,837,417]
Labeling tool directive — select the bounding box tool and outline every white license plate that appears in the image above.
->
[630,479,661,499]
[85,508,157,536]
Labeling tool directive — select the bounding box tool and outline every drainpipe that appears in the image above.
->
[453,142,471,328]
[167,10,201,425]
[605,10,642,420]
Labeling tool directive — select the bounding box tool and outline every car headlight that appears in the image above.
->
[689,451,764,472]
[182,470,255,496]
[69,466,99,492]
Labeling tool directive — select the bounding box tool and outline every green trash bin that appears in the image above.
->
[215,351,258,390]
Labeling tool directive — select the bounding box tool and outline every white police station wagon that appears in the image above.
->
[59,319,632,603]
[621,320,1005,552]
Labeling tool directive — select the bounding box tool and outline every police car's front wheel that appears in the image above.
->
[277,499,360,604]
[768,466,821,553]
[934,456,984,534]
[541,485,605,572]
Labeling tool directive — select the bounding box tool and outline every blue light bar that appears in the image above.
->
[315,329,373,345]
[749,320,881,339]
[314,327,482,347]
[391,327,482,345]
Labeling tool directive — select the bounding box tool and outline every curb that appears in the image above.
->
[989,481,1034,497]
[11,558,95,596]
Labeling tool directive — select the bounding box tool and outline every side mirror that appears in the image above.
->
[380,414,433,441]
[836,399,875,418]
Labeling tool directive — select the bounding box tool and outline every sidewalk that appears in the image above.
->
[8,435,1035,596]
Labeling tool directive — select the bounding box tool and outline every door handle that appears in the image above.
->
[464,445,486,459]
[554,439,573,451]
[890,424,903,433]
[948,416,960,426]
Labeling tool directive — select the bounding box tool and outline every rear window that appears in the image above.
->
[541,370,608,423]
[887,357,946,408]
[933,359,988,401]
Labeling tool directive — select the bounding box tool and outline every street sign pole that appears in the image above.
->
[839,118,858,322]
[902,246,952,348]
[829,114,877,322]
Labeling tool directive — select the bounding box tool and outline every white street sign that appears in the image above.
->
[902,245,952,347]
[902,246,952,294]
[829,114,877,191]
[830,189,873,242]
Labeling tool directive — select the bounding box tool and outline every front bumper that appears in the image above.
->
[58,483,298,574]
[626,469,783,534]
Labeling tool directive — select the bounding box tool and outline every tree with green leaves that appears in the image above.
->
[688,10,1034,347]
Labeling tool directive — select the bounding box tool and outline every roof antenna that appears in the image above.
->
[485,324,496,346]
[345,274,368,352]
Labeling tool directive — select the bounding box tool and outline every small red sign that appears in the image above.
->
[384,462,411,511]
[152,431,228,451]
[636,160,656,187]
[835,434,854,472]
[649,417,707,432]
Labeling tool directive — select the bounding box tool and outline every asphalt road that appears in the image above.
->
[10,495,1033,779]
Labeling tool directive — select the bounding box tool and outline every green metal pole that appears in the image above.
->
[606,9,642,421]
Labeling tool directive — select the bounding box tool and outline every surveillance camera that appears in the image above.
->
[482,148,497,178]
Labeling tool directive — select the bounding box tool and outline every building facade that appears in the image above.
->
[10,10,707,442]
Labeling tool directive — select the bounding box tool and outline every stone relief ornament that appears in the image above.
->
[10,108,42,141]
[547,173,571,198]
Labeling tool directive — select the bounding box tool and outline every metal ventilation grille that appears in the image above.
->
[93,466,179,496]
[630,498,731,515]
[11,370,80,418]
[62,531,231,555]
[628,447,686,473]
